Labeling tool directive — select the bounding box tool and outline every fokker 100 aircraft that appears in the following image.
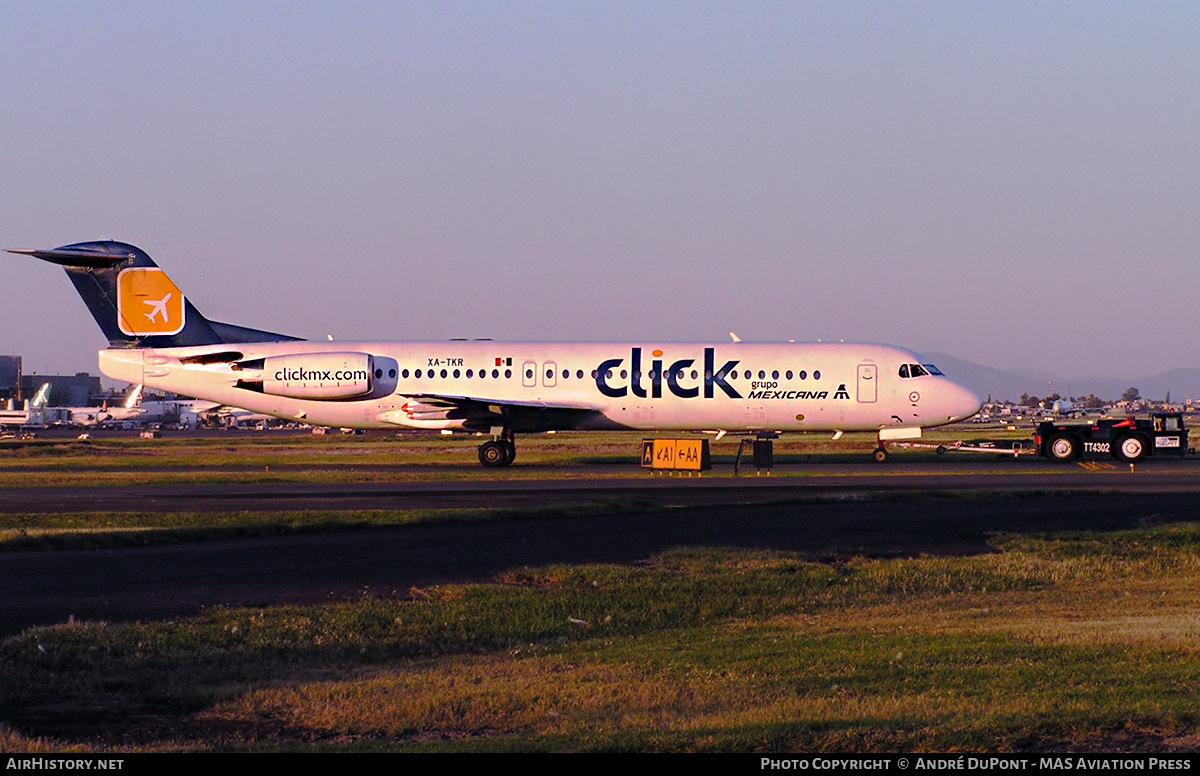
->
[12,241,982,465]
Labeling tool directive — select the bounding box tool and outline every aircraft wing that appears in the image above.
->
[384,392,610,433]
[404,392,605,412]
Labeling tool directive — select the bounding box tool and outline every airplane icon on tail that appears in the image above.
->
[115,267,186,336]
[144,293,172,324]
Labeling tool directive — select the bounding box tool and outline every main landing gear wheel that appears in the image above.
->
[1048,435,1077,462]
[478,439,517,468]
[1116,435,1146,463]
[479,440,509,468]
[872,447,889,464]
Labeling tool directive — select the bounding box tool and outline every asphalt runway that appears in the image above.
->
[4,461,1200,636]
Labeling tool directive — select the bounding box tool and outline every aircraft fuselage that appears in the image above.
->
[99,340,981,434]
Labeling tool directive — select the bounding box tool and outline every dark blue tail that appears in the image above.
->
[11,241,300,348]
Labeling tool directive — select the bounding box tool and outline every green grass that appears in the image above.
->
[5,527,1200,751]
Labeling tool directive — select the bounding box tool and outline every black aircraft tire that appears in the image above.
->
[873,447,889,464]
[479,441,508,468]
[502,440,516,466]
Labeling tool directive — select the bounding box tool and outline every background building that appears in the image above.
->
[0,355,20,402]
[20,372,101,407]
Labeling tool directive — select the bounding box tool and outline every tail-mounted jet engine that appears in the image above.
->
[233,352,399,400]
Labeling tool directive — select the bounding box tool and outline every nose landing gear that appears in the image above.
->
[873,429,890,463]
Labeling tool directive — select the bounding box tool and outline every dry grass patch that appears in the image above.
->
[195,646,992,746]
[0,723,83,753]
[201,655,746,739]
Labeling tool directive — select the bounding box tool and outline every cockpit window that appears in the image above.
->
[910,364,929,377]
[898,364,910,378]
[922,363,944,376]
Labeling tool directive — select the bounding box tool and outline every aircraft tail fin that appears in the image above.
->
[30,382,50,408]
[125,384,143,409]
[9,241,301,348]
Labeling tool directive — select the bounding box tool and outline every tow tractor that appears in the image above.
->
[1036,412,1190,463]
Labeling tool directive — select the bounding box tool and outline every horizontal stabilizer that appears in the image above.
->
[8,246,133,268]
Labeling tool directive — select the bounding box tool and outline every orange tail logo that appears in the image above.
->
[117,268,185,336]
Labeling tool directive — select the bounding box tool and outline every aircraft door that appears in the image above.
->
[542,361,557,388]
[857,364,877,403]
[522,360,537,388]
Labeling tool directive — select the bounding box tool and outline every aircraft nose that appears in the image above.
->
[947,382,983,423]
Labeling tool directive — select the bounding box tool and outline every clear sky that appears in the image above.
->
[2,1,1197,380]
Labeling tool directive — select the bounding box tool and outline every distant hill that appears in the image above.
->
[921,353,1200,404]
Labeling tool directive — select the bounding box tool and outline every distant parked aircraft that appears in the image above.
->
[0,382,51,428]
[56,385,146,427]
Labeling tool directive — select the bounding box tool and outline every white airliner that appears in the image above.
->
[71,384,146,426]
[41,384,146,427]
[12,241,981,465]
[0,382,51,428]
